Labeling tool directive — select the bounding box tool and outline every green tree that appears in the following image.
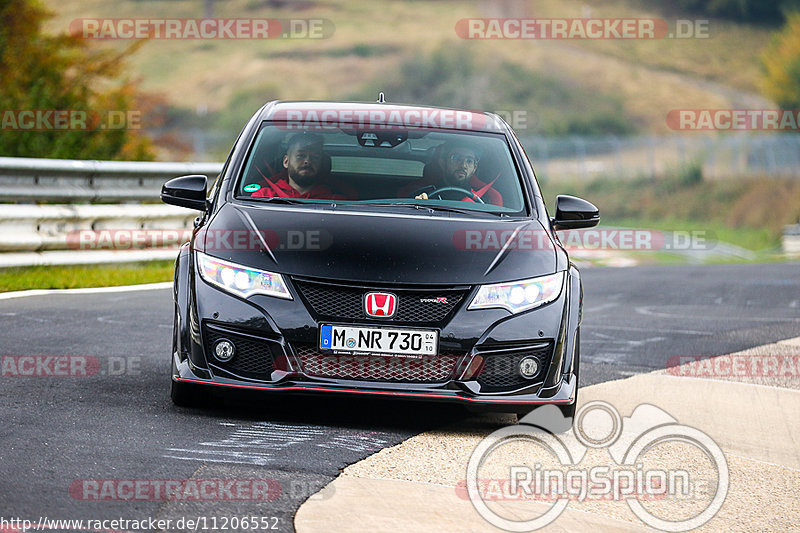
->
[674,0,800,23]
[762,12,800,109]
[0,0,154,159]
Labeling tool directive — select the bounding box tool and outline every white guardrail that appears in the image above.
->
[0,156,797,268]
[0,156,222,268]
[785,219,800,255]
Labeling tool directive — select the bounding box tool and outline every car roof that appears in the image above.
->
[257,101,509,134]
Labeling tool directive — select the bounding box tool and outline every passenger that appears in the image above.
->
[251,133,353,200]
[398,141,502,206]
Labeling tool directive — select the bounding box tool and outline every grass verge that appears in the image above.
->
[542,175,800,252]
[601,217,780,251]
[0,261,174,293]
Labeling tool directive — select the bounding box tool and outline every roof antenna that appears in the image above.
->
[377,92,385,103]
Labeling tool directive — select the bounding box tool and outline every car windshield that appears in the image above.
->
[236,123,528,215]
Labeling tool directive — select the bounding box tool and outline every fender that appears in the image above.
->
[173,244,190,361]
[561,264,582,376]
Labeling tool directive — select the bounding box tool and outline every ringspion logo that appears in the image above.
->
[467,402,728,531]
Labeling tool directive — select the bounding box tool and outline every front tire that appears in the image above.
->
[170,302,205,407]
[556,326,580,423]
[170,378,205,407]
[560,326,580,420]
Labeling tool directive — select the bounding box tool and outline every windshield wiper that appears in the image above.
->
[353,202,502,217]
[355,202,425,209]
[247,197,306,204]
[245,197,336,207]
[419,204,502,217]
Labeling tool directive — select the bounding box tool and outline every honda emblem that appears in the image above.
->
[364,292,397,317]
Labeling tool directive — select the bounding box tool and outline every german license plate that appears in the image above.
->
[319,324,438,357]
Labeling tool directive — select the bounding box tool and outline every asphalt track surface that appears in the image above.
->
[1,263,798,532]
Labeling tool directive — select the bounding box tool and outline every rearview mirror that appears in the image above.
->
[552,195,599,231]
[161,175,208,211]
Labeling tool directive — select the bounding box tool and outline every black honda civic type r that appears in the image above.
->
[162,101,599,422]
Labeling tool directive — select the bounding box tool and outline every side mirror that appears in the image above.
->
[161,175,208,211]
[552,195,599,231]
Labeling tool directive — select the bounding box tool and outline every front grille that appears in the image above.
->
[294,279,467,324]
[293,343,459,382]
[477,343,552,392]
[204,324,277,379]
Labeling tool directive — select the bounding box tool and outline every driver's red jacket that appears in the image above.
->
[396,175,503,206]
[249,171,355,200]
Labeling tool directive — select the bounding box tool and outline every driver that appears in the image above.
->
[398,141,502,206]
[251,133,354,200]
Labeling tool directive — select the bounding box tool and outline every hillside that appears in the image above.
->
[41,0,779,157]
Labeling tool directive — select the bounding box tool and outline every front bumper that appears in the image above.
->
[173,251,581,412]
[173,352,577,410]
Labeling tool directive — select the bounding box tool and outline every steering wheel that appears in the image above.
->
[413,186,485,204]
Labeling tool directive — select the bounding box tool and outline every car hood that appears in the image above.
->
[196,204,558,285]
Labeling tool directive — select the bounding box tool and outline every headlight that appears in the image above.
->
[468,272,564,314]
[196,252,292,300]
